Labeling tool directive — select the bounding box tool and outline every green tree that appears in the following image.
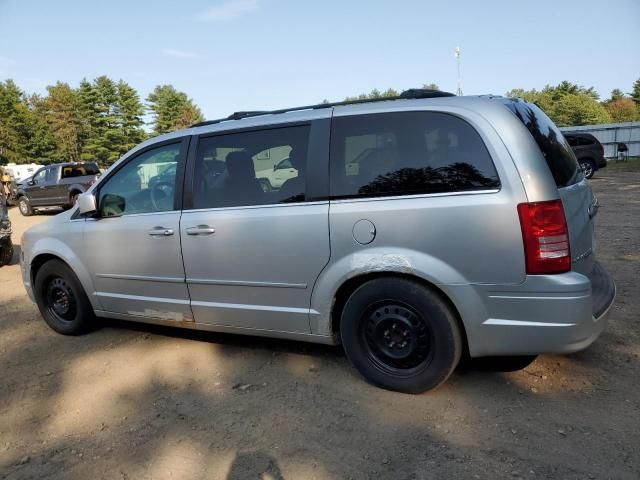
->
[506,82,611,126]
[115,80,145,156]
[146,85,204,136]
[0,80,31,164]
[609,89,625,102]
[630,78,640,104]
[40,82,84,162]
[77,76,145,166]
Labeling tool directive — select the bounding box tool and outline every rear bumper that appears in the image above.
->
[450,261,615,357]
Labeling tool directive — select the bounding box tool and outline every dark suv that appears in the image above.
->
[564,133,606,179]
[17,162,100,216]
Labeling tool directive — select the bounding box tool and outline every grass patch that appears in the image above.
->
[604,158,640,172]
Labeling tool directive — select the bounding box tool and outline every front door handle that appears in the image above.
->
[186,225,215,236]
[148,227,174,237]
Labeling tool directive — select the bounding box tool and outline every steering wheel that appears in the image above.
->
[150,181,174,211]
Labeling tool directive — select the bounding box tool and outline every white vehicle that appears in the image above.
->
[255,157,298,191]
[4,163,43,182]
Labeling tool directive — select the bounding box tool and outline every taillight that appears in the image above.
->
[517,200,570,274]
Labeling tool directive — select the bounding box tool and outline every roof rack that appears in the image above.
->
[191,88,456,128]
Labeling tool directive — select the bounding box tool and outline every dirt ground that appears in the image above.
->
[1,170,638,480]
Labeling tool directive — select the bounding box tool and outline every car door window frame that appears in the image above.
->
[183,119,330,210]
[31,168,47,185]
[93,136,190,217]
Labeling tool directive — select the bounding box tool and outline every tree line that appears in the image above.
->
[0,77,203,167]
[345,80,640,127]
[2,77,639,167]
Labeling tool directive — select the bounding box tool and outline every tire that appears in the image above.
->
[579,159,595,179]
[69,192,80,208]
[0,239,13,266]
[340,277,462,393]
[18,196,33,216]
[34,259,96,335]
[258,178,272,193]
[465,355,537,372]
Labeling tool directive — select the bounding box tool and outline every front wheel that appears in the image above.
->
[34,259,96,335]
[340,278,462,393]
[18,196,33,216]
[580,160,595,179]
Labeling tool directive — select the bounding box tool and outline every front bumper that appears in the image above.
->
[452,261,615,357]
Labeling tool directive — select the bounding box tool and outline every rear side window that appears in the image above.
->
[61,163,100,178]
[504,102,581,187]
[329,111,500,199]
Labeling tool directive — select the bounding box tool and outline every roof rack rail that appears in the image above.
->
[190,88,456,128]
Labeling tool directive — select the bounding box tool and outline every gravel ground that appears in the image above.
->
[0,170,638,480]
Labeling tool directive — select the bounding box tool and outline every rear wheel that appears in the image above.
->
[18,196,33,216]
[34,259,96,335]
[580,159,595,179]
[340,277,462,393]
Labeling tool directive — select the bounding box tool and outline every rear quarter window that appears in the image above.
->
[504,102,581,187]
[329,111,500,199]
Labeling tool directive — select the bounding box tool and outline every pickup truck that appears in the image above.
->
[16,162,100,216]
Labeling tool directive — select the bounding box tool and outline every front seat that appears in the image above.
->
[219,151,263,207]
[279,148,305,202]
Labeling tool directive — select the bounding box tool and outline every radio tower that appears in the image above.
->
[455,47,463,96]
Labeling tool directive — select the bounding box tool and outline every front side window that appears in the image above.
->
[192,125,310,209]
[32,169,47,185]
[98,143,181,217]
[45,167,57,182]
[330,112,500,199]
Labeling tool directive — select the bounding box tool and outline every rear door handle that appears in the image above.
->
[148,227,174,236]
[186,225,216,236]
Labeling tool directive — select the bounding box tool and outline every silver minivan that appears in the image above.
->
[21,90,615,393]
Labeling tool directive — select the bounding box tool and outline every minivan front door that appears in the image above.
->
[181,120,331,333]
[81,139,192,321]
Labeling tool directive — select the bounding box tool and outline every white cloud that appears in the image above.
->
[161,48,200,59]
[197,0,259,22]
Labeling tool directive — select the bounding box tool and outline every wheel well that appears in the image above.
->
[30,254,65,286]
[331,272,469,354]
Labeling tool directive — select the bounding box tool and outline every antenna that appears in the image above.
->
[455,46,463,96]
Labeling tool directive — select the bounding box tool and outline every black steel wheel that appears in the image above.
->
[362,302,434,375]
[45,276,78,323]
[34,259,95,335]
[341,277,462,393]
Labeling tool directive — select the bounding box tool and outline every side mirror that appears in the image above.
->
[273,164,278,171]
[28,179,35,186]
[78,192,97,216]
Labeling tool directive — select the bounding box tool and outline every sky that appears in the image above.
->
[1,0,639,120]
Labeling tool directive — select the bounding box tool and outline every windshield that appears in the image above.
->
[504,101,582,187]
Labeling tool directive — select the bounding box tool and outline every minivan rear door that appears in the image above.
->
[504,102,596,275]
